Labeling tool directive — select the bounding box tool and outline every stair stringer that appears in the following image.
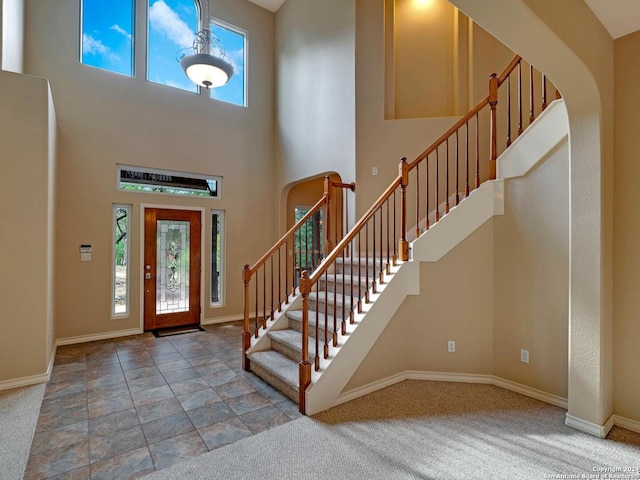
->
[304,260,420,415]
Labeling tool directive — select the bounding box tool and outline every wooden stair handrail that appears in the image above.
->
[497,55,522,86]
[246,195,327,277]
[308,176,403,285]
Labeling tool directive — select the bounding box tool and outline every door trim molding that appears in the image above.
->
[139,204,206,333]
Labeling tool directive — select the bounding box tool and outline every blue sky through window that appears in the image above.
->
[81,0,134,76]
[81,0,246,105]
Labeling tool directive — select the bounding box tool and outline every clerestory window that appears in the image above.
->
[80,0,135,76]
[80,0,246,106]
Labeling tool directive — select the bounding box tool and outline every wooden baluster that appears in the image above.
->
[285,239,289,303]
[393,190,397,265]
[386,197,390,275]
[333,252,338,347]
[372,211,377,294]
[415,164,420,240]
[518,61,523,135]
[542,74,548,111]
[242,264,251,370]
[350,238,355,323]
[345,189,349,257]
[425,154,430,230]
[324,270,329,359]
[398,158,409,261]
[270,256,274,321]
[341,249,346,336]
[262,267,266,329]
[378,208,384,285]
[358,230,363,313]
[489,73,498,180]
[465,122,470,197]
[324,176,333,256]
[298,270,312,414]
[253,271,260,338]
[277,249,282,311]
[365,219,369,303]
[315,282,320,371]
[529,63,535,124]
[506,74,512,147]
[445,139,450,214]
[475,112,480,188]
[455,131,460,206]
[435,147,440,223]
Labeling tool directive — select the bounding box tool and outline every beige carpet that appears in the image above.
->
[141,380,640,479]
[0,384,45,480]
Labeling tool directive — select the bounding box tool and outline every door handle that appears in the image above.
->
[145,272,152,280]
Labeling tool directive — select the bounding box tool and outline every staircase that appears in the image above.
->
[242,55,562,415]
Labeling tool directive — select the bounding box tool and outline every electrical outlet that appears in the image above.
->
[448,340,456,353]
[372,166,378,176]
[521,349,529,364]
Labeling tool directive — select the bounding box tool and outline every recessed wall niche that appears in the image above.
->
[385,0,471,119]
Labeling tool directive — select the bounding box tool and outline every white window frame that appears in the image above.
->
[209,17,248,108]
[112,204,132,318]
[210,210,225,307]
[117,164,222,199]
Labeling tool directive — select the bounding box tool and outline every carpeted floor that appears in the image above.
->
[0,384,45,480]
[141,381,640,480]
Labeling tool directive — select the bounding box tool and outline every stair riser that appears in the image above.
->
[309,299,355,319]
[288,315,336,337]
[334,259,388,275]
[317,278,369,296]
[249,362,299,404]
[270,337,301,363]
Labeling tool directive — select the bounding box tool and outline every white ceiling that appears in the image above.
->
[247,0,285,12]
[584,0,640,39]
[247,0,640,39]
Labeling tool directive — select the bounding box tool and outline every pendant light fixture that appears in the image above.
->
[178,0,235,89]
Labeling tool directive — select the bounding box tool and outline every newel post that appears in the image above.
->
[323,176,333,256]
[489,73,499,180]
[398,157,409,262]
[242,264,252,371]
[298,270,312,414]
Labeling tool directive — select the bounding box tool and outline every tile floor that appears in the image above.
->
[24,322,301,480]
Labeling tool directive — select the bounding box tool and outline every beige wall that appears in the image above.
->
[1,0,24,72]
[613,30,640,422]
[0,71,55,382]
[23,0,275,339]
[347,220,495,390]
[494,143,569,398]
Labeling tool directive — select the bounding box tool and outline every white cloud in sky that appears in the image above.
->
[82,33,120,62]
[149,0,194,47]
[110,24,132,41]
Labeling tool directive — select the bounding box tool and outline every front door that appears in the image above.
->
[144,208,201,330]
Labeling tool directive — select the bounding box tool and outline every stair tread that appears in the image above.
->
[248,350,299,388]
[269,328,331,353]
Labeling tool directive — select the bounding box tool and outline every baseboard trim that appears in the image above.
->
[56,328,142,346]
[0,346,57,391]
[613,415,640,434]
[202,314,243,325]
[565,413,614,438]
[335,371,568,410]
[492,376,568,409]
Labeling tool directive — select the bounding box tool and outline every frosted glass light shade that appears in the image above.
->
[180,53,233,89]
